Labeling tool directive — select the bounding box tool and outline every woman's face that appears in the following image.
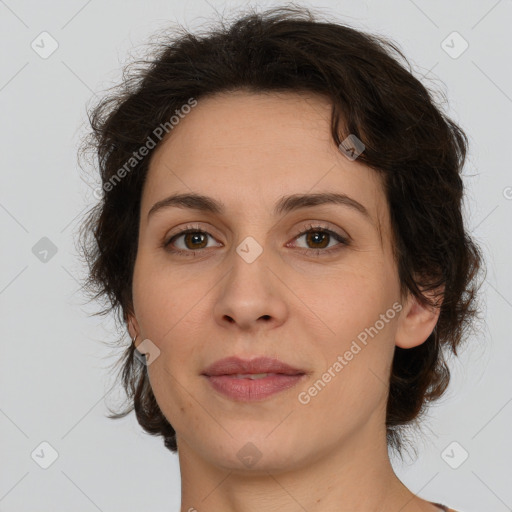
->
[129,91,417,471]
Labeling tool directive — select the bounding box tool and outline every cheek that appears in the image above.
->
[310,269,399,393]
[146,361,199,437]
[132,255,202,342]
[132,266,210,395]
[313,268,396,334]
[301,317,396,430]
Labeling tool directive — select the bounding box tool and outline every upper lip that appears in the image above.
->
[202,356,305,376]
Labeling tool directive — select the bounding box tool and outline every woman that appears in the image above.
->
[78,5,484,511]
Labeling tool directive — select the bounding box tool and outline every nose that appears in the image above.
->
[213,249,288,332]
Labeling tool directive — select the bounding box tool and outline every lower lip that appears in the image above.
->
[204,374,306,401]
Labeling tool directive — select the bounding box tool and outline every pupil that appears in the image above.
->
[186,232,207,249]
[308,231,328,248]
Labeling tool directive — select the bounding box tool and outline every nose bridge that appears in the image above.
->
[225,204,276,268]
[213,230,288,328]
[227,231,274,294]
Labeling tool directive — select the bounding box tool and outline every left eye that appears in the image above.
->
[291,227,348,252]
[164,225,349,256]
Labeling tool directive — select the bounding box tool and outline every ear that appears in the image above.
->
[395,286,444,349]
[126,312,140,342]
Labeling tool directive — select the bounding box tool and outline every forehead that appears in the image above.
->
[142,91,387,236]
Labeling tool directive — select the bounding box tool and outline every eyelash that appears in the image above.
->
[163,223,350,258]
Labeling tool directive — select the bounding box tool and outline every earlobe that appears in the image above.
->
[395,287,443,349]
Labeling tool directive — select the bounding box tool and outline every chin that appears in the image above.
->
[196,431,313,475]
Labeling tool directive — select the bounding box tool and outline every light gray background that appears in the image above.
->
[1,0,511,511]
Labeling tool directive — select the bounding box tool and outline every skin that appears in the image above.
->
[127,90,444,512]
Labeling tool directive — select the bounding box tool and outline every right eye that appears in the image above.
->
[164,226,222,256]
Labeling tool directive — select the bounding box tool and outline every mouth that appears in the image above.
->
[202,355,305,376]
[201,356,307,402]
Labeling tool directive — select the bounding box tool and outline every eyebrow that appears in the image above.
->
[147,191,372,222]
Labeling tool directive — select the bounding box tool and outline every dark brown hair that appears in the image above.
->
[77,4,485,458]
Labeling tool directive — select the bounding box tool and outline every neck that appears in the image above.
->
[177,418,432,512]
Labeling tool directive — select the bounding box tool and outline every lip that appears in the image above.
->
[201,356,307,402]
[202,356,305,377]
